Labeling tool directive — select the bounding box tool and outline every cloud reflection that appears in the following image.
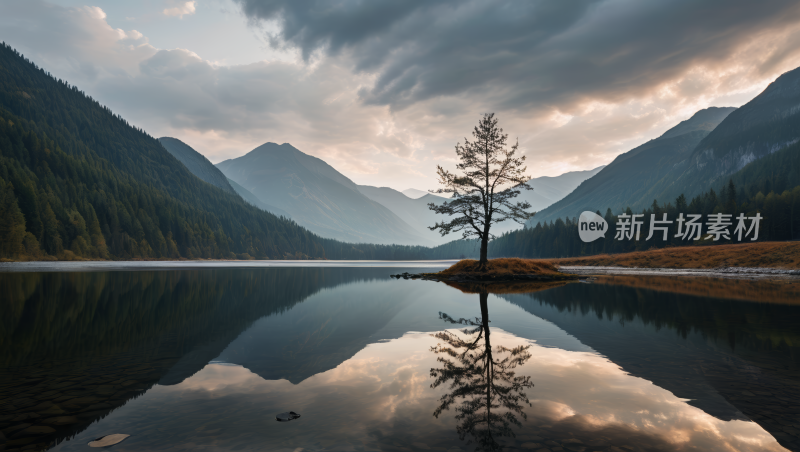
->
[160,329,786,451]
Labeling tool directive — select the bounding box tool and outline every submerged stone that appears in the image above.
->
[276,411,301,422]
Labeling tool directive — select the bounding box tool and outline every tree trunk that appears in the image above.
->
[479,292,490,336]
[480,291,494,442]
[479,236,488,270]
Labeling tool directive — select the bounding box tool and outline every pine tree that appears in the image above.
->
[40,202,63,256]
[429,113,534,268]
[0,178,27,257]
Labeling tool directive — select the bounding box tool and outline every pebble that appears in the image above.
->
[88,433,130,447]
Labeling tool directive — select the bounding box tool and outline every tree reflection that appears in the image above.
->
[430,291,534,451]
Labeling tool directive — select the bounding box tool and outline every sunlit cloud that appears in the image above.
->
[163,1,196,18]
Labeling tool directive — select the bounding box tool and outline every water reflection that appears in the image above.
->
[594,274,800,304]
[1,270,798,452]
[501,279,800,451]
[0,268,412,452]
[431,290,534,451]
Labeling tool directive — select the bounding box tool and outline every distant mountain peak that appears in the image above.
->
[216,142,428,245]
[402,188,445,199]
[247,142,297,155]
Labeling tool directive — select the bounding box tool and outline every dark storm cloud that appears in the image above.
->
[234,0,800,110]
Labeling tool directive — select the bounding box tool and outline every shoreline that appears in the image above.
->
[1,259,800,281]
[0,260,459,273]
[559,265,800,280]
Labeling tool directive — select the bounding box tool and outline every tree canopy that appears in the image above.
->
[429,113,534,267]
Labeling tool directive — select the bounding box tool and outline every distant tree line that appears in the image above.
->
[488,178,800,259]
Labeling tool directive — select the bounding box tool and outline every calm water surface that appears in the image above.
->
[1,267,799,452]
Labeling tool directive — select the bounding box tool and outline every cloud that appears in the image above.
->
[4,0,800,191]
[163,1,197,18]
[234,0,800,111]
[0,1,155,81]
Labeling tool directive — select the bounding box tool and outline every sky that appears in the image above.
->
[3,0,800,192]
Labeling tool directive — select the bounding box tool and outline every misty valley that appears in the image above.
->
[2,267,799,452]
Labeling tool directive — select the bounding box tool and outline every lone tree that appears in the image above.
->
[429,113,534,269]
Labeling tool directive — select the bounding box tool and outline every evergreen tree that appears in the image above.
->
[0,178,26,257]
[429,113,533,268]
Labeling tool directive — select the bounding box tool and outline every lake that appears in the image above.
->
[1,265,799,452]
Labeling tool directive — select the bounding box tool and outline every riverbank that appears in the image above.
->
[549,241,800,269]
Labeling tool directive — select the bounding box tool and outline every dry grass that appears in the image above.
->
[594,275,800,305]
[549,242,800,269]
[439,258,561,276]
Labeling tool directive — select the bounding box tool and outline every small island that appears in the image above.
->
[391,257,583,283]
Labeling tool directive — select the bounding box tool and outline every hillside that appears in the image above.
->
[551,242,800,270]
[650,67,800,206]
[355,186,447,244]
[525,166,606,208]
[158,137,236,195]
[530,107,735,225]
[158,136,292,219]
[225,177,291,219]
[0,43,326,260]
[216,143,429,245]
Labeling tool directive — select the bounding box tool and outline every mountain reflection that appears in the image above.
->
[500,279,800,452]
[0,268,404,452]
[431,290,534,451]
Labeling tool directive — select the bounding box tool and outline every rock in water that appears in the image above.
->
[88,434,130,447]
[276,411,301,422]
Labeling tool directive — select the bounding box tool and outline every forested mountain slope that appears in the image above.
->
[651,66,800,206]
[158,137,236,195]
[530,107,735,225]
[0,43,326,260]
[216,142,429,245]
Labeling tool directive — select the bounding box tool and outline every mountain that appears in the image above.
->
[225,177,291,218]
[401,188,445,199]
[529,107,735,225]
[525,167,606,208]
[216,143,429,245]
[158,137,236,195]
[359,167,604,244]
[0,43,327,260]
[156,136,292,219]
[356,185,448,244]
[649,67,800,205]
